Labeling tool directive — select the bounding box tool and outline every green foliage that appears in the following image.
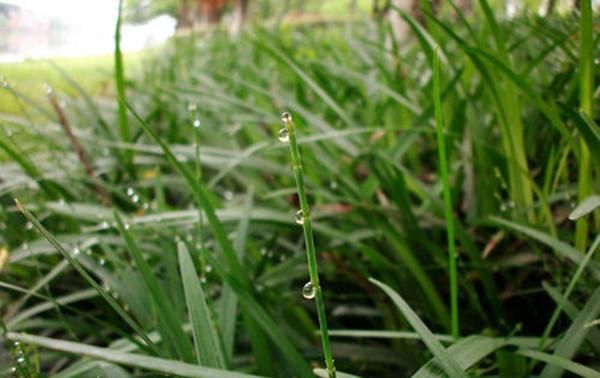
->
[0,3,599,377]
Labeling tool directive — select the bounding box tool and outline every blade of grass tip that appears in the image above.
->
[114,0,133,174]
[280,112,336,378]
[113,211,195,363]
[519,349,600,378]
[125,102,312,375]
[540,284,600,378]
[369,278,466,378]
[569,195,600,221]
[539,235,600,350]
[13,199,158,355]
[433,47,459,338]
[6,332,263,378]
[178,242,226,368]
[575,0,595,251]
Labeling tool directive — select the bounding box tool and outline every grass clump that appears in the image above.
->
[0,2,599,377]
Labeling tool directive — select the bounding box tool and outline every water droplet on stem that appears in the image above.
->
[278,128,289,143]
[302,281,315,299]
[295,209,304,225]
[280,112,292,124]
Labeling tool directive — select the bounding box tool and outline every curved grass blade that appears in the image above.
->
[519,349,600,378]
[114,211,195,362]
[123,101,312,376]
[178,242,226,368]
[6,332,263,378]
[369,278,466,378]
[540,285,600,378]
[13,200,158,354]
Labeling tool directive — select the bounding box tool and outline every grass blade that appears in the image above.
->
[6,332,262,378]
[369,278,466,378]
[519,349,600,378]
[540,285,600,378]
[570,195,600,221]
[13,200,158,354]
[114,211,195,362]
[432,47,459,338]
[178,242,226,368]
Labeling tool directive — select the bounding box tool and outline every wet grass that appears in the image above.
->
[0,1,599,377]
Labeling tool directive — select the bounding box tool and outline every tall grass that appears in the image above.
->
[0,2,598,377]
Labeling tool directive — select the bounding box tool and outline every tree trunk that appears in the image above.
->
[196,0,228,24]
[229,0,249,36]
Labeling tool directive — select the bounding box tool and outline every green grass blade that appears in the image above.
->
[520,349,600,378]
[13,200,158,354]
[113,211,195,362]
[540,284,600,378]
[489,216,600,280]
[369,278,466,378]
[6,332,262,378]
[539,235,600,351]
[220,191,253,362]
[569,195,600,221]
[114,0,132,170]
[124,104,312,375]
[575,0,595,251]
[178,242,226,368]
[433,47,459,338]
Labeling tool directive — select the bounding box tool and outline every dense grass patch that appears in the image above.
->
[0,3,599,377]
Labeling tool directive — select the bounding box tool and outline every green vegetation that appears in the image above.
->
[0,1,599,377]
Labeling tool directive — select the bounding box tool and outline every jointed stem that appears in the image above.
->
[281,112,336,378]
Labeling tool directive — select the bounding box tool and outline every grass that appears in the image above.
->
[0,1,599,377]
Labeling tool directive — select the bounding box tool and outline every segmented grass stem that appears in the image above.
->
[281,112,336,378]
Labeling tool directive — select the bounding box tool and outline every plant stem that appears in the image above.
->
[281,112,336,378]
[432,48,459,338]
[575,0,593,251]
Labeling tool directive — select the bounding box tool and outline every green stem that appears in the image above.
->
[281,112,336,378]
[575,0,593,251]
[432,48,459,338]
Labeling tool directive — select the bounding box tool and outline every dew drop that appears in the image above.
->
[200,275,207,284]
[205,265,213,273]
[188,103,197,112]
[72,247,80,256]
[223,191,233,201]
[193,119,201,128]
[99,258,106,266]
[260,247,267,256]
[123,304,130,312]
[302,281,315,299]
[278,128,289,143]
[295,209,304,225]
[16,357,25,364]
[25,222,33,230]
[124,223,130,230]
[280,112,292,124]
[131,194,140,203]
[100,221,109,229]
[11,366,16,373]
[126,187,134,196]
